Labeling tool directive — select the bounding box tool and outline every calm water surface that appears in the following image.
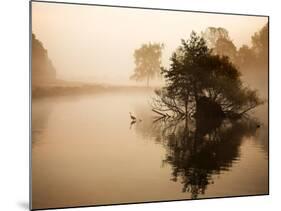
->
[32,90,268,209]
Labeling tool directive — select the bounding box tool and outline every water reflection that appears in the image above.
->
[32,99,52,147]
[129,120,136,130]
[32,93,268,208]
[133,112,261,199]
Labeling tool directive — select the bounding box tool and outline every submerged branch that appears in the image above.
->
[238,104,259,115]
[152,109,166,116]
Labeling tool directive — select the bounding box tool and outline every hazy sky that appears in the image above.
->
[32,2,268,84]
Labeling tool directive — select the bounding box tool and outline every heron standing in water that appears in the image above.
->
[129,112,136,121]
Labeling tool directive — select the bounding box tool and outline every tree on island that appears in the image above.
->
[152,32,262,120]
[130,43,164,87]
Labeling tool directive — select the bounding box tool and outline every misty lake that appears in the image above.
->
[32,89,268,209]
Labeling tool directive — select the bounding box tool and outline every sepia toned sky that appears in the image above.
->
[32,2,268,84]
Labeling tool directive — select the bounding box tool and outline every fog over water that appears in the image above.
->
[31,2,268,209]
[32,91,268,209]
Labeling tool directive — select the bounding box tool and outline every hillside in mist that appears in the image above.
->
[32,33,56,86]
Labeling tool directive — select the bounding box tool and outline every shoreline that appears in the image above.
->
[32,83,158,98]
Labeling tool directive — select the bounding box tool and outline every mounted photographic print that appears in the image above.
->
[30,0,269,210]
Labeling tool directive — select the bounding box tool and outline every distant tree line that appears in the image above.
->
[32,33,56,86]
[130,23,268,91]
[202,24,268,74]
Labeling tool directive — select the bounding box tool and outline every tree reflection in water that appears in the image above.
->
[133,112,260,199]
[32,100,52,147]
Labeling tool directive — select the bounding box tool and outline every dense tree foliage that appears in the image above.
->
[152,32,262,119]
[130,43,164,87]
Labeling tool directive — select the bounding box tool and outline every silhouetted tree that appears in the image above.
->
[152,32,262,119]
[130,43,164,87]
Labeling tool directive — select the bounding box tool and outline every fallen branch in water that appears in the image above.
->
[152,109,166,117]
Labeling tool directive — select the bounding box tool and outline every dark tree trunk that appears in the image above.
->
[195,96,225,119]
[195,97,224,136]
[193,81,199,109]
[184,98,188,119]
